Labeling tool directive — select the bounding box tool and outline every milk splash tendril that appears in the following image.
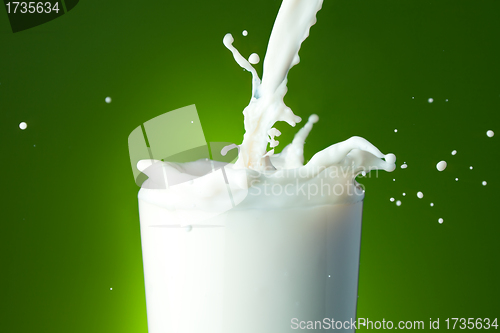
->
[138,0,396,220]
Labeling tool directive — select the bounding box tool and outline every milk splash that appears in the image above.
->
[223,0,325,170]
[138,0,396,217]
[222,0,395,174]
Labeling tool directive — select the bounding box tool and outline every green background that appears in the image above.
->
[1,0,499,331]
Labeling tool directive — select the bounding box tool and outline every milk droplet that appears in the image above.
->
[436,161,447,171]
[396,200,402,206]
[401,163,408,169]
[445,99,448,102]
[430,203,434,207]
[191,121,194,123]
[390,197,395,202]
[361,171,366,176]
[455,178,459,181]
[403,193,406,196]
[394,129,398,132]
[482,181,487,186]
[105,97,112,103]
[470,166,473,170]
[487,130,494,137]
[184,225,193,232]
[412,96,414,99]
[110,288,113,290]
[451,150,457,155]
[248,53,260,64]
[309,114,319,123]
[393,179,396,181]
[438,218,443,224]
[242,30,248,36]
[19,122,27,130]
[428,98,434,103]
[417,191,424,199]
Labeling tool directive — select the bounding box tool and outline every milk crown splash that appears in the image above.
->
[224,0,395,174]
[137,0,396,220]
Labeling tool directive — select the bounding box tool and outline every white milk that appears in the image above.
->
[137,0,396,332]
[139,199,363,333]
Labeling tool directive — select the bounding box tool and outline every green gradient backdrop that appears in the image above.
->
[1,0,499,332]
